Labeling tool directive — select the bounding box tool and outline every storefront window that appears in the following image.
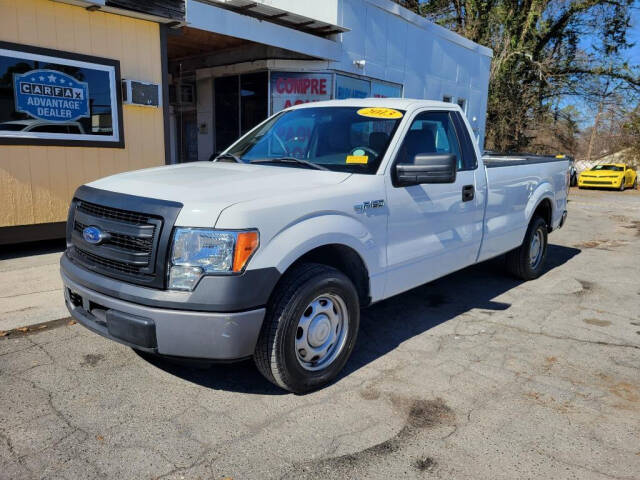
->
[371,81,402,98]
[0,42,123,146]
[270,72,332,113]
[336,75,370,99]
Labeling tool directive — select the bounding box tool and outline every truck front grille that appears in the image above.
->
[74,220,154,254]
[76,200,151,225]
[66,186,183,289]
[69,200,163,284]
[75,247,147,276]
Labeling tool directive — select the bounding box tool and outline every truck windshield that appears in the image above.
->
[592,165,623,171]
[223,106,404,174]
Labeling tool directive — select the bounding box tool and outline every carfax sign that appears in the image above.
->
[13,69,90,122]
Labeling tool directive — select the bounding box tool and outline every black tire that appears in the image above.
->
[619,180,625,191]
[632,178,637,190]
[254,263,360,393]
[506,216,548,280]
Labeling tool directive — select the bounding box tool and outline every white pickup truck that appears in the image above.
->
[61,99,569,392]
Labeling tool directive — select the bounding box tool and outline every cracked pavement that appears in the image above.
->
[1,188,639,479]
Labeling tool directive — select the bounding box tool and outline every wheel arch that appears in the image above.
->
[248,213,383,305]
[526,183,555,230]
[274,243,371,307]
[532,197,553,229]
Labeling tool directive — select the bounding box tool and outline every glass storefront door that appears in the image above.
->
[214,72,268,154]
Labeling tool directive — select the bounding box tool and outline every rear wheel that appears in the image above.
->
[506,216,548,280]
[632,178,637,190]
[254,263,360,393]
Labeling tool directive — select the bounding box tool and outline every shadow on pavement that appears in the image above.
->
[343,243,580,379]
[0,238,66,261]
[138,244,581,395]
[135,350,287,395]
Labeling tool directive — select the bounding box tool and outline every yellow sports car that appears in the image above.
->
[578,163,638,191]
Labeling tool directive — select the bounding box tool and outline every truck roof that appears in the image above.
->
[287,97,462,113]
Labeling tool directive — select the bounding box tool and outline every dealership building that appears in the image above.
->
[0,0,492,244]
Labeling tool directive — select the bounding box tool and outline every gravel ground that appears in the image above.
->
[1,187,639,480]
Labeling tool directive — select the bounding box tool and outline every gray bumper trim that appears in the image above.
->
[61,253,280,313]
[62,269,265,360]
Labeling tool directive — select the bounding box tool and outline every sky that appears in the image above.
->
[568,3,640,125]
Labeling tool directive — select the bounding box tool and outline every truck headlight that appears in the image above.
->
[168,228,259,291]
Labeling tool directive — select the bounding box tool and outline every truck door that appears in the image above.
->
[383,110,485,298]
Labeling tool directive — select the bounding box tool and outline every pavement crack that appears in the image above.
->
[0,288,61,299]
[536,448,633,480]
[484,321,640,350]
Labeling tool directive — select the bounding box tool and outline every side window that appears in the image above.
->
[396,111,463,169]
[451,112,478,170]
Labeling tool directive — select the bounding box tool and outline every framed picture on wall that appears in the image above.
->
[0,41,124,147]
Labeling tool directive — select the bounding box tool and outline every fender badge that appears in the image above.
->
[354,199,385,213]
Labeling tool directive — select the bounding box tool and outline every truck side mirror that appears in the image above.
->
[395,154,457,187]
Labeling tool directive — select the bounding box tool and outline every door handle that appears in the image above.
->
[462,185,475,202]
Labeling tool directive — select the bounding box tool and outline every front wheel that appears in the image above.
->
[506,216,548,280]
[254,263,360,393]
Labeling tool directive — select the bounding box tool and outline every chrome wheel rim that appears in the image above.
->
[529,228,544,269]
[295,294,349,371]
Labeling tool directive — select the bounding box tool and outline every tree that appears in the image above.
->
[621,105,640,159]
[529,104,581,156]
[395,0,640,152]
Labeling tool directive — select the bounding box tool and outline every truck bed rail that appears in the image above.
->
[482,153,570,168]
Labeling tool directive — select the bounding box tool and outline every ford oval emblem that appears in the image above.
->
[82,226,105,245]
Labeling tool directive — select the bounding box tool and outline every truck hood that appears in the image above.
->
[88,161,351,227]
[580,170,623,178]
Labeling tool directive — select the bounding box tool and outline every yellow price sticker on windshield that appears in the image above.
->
[357,107,403,119]
[346,155,368,164]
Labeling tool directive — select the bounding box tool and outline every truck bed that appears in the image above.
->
[477,153,569,263]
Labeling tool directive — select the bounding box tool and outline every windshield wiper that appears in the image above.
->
[213,152,243,163]
[250,157,329,171]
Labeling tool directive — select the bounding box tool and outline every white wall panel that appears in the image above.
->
[364,5,387,65]
[385,13,408,71]
[260,0,339,26]
[188,0,492,147]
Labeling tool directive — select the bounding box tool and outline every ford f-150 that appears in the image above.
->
[61,99,569,392]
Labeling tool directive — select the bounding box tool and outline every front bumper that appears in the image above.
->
[578,177,623,188]
[61,262,266,360]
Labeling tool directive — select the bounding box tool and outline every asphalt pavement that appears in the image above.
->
[1,188,639,479]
